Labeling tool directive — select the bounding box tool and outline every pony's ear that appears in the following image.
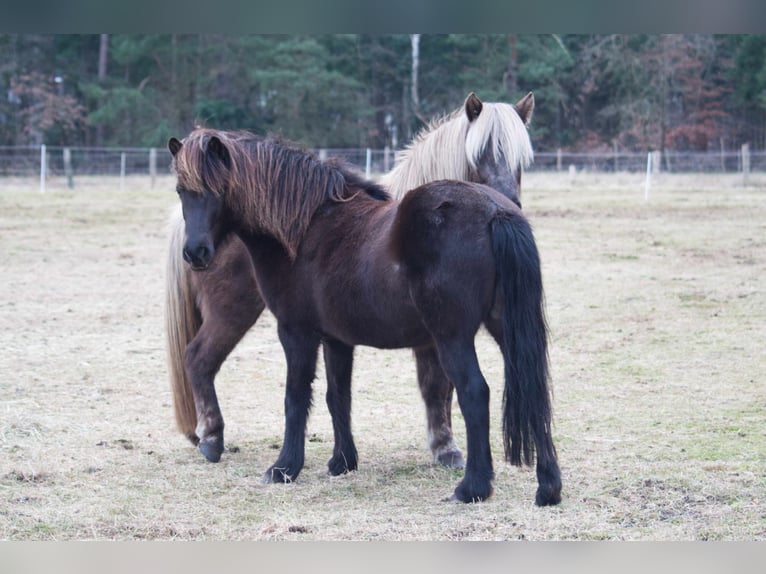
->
[168,137,183,157]
[464,92,483,123]
[514,92,534,125]
[206,135,231,168]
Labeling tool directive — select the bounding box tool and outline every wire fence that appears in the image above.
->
[532,149,766,173]
[1,144,765,191]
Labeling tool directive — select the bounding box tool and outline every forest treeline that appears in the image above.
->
[2,34,765,153]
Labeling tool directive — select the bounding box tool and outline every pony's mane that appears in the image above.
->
[381,102,534,199]
[172,129,389,258]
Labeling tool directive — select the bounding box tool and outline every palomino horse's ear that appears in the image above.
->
[168,137,183,157]
[464,92,483,123]
[514,92,534,125]
[206,135,230,167]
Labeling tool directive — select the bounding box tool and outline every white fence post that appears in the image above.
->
[39,144,46,193]
[63,147,73,189]
[120,152,126,191]
[365,148,372,178]
[742,143,750,185]
[149,148,157,188]
[644,151,652,202]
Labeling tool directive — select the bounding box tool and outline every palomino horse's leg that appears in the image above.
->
[432,337,494,502]
[414,346,465,469]
[185,294,266,462]
[483,317,562,506]
[263,325,319,484]
[322,340,358,475]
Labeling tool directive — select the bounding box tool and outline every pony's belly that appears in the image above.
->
[319,306,430,350]
[346,327,430,350]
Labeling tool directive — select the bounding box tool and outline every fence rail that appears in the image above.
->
[532,148,766,173]
[1,145,765,190]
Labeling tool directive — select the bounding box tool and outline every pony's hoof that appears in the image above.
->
[535,484,562,506]
[199,438,223,463]
[451,479,493,503]
[445,491,488,504]
[436,449,465,469]
[262,466,294,484]
[327,453,358,476]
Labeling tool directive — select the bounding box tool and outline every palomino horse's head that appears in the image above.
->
[464,91,534,209]
[382,91,534,208]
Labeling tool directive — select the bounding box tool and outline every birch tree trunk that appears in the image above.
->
[410,34,427,124]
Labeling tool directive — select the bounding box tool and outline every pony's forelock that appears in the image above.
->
[465,103,533,172]
[172,129,253,198]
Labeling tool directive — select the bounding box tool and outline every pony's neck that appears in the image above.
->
[220,139,352,260]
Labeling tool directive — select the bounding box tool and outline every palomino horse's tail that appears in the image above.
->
[490,210,561,506]
[165,205,200,444]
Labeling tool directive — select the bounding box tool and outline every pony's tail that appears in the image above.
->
[165,205,200,444]
[489,211,556,469]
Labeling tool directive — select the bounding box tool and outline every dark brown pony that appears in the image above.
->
[165,93,536,469]
[167,127,561,504]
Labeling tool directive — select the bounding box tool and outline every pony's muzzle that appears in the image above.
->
[183,243,213,271]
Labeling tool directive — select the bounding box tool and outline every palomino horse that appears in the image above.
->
[167,126,561,505]
[165,93,535,471]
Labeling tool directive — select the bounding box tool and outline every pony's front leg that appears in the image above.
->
[414,346,465,469]
[323,340,358,475]
[263,325,319,484]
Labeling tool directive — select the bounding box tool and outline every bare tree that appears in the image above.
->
[410,34,427,124]
[98,34,108,80]
[503,34,518,97]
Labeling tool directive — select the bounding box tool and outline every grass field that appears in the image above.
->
[0,172,764,540]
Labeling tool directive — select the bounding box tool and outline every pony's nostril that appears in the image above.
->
[183,245,211,268]
[196,246,209,261]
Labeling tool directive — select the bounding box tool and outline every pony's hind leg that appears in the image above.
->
[185,294,264,462]
[185,326,229,462]
[414,346,465,469]
[432,337,494,502]
[484,316,562,506]
[263,325,319,484]
[322,339,358,475]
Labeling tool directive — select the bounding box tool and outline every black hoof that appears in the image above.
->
[436,449,465,470]
[328,451,358,476]
[535,484,562,506]
[451,476,493,503]
[449,490,491,503]
[535,465,562,506]
[199,438,224,463]
[262,465,296,484]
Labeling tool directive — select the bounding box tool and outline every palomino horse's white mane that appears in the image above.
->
[380,95,534,199]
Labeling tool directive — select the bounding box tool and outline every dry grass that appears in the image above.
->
[0,173,764,540]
